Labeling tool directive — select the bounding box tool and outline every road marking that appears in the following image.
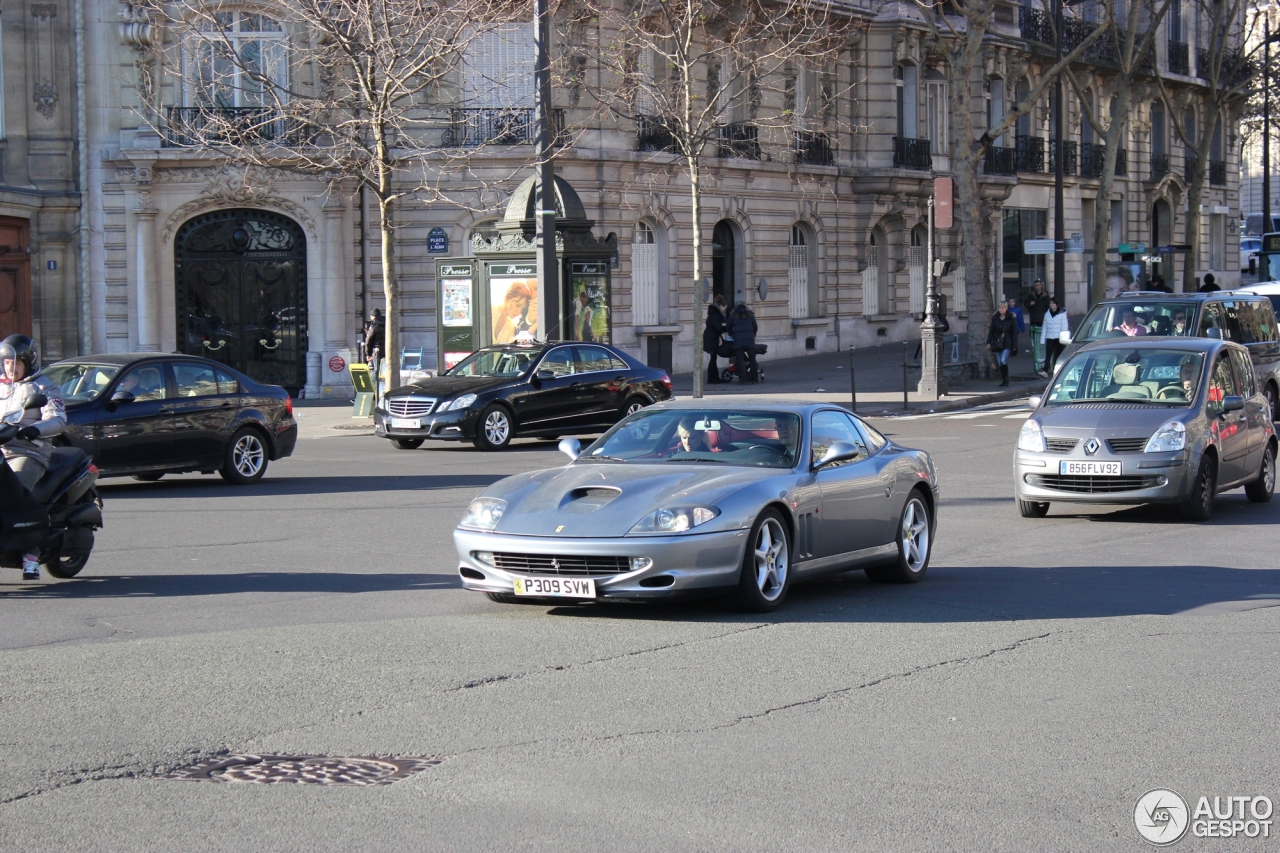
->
[1004,413,1031,419]
[944,413,987,419]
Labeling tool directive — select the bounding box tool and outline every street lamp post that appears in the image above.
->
[918,196,945,400]
[534,0,560,342]
[1264,15,1272,228]
[1053,0,1066,308]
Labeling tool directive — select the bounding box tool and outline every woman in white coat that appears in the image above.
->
[1040,297,1070,376]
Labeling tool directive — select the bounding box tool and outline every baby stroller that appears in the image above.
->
[719,343,767,383]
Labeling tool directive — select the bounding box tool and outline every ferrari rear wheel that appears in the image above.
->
[866,491,932,584]
[733,509,791,612]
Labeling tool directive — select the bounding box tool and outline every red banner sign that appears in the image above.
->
[934,177,953,229]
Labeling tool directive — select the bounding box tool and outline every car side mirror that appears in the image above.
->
[110,389,135,404]
[1222,395,1245,413]
[536,369,556,381]
[558,437,581,461]
[24,393,48,410]
[816,440,864,469]
[1058,331,1072,345]
[1028,395,1042,409]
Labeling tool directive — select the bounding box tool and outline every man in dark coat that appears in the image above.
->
[726,303,760,383]
[703,295,728,384]
[1024,279,1050,376]
[364,309,386,364]
[1198,273,1220,293]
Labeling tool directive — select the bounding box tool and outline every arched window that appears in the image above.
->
[186,13,287,108]
[898,64,919,140]
[632,221,661,326]
[1080,89,1094,146]
[987,77,1006,146]
[1015,78,1031,138]
[788,225,816,319]
[864,228,889,316]
[909,225,927,315]
[1151,102,1166,157]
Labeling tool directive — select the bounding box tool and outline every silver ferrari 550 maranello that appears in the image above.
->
[454,402,940,611]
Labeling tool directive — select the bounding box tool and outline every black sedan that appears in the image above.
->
[44,353,298,484]
[375,341,673,451]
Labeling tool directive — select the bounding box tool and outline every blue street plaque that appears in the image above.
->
[428,227,448,254]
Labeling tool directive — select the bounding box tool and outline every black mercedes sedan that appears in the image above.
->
[44,353,298,484]
[375,341,673,450]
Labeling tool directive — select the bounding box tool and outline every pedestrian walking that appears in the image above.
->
[986,302,1019,387]
[364,308,386,365]
[703,295,728,384]
[1150,274,1172,293]
[1198,273,1220,293]
[1024,279,1050,376]
[726,302,759,383]
[1040,297,1070,376]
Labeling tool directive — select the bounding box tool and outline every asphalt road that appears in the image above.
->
[2,403,1278,852]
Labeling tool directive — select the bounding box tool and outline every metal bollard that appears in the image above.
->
[849,345,857,413]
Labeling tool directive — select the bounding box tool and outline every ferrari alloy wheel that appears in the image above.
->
[734,509,791,612]
[867,491,932,583]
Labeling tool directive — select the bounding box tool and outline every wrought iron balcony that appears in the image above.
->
[1209,159,1227,186]
[717,122,760,159]
[794,130,834,166]
[637,114,679,154]
[1197,48,1257,86]
[984,145,1017,175]
[1015,135,1044,173]
[162,107,314,148]
[1048,140,1078,176]
[1168,41,1189,75]
[1019,6,1054,43]
[1080,142,1106,178]
[893,136,932,170]
[1151,153,1169,179]
[1019,7,1118,63]
[444,108,564,148]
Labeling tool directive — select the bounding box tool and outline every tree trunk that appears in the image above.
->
[955,149,993,377]
[377,180,397,395]
[1090,81,1130,306]
[1182,130,1215,292]
[689,154,704,399]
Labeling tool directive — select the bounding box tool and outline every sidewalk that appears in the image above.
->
[674,340,1050,416]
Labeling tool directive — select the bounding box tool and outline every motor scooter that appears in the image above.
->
[0,394,102,578]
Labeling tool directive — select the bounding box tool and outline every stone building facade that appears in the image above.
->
[0,0,1245,394]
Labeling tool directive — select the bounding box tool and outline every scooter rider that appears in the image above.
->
[0,334,66,580]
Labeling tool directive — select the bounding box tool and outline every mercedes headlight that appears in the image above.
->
[629,506,719,534]
[444,393,477,411]
[460,497,506,530]
[1144,420,1186,453]
[1017,419,1046,453]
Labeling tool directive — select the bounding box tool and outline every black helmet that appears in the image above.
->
[0,334,38,378]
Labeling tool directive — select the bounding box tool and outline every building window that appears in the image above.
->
[186,13,287,108]
[897,65,918,139]
[463,23,535,108]
[925,76,948,155]
[1002,208,1048,300]
[789,224,816,319]
[987,77,1005,146]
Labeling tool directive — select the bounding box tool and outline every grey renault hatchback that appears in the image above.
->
[1058,292,1280,420]
[1013,338,1276,521]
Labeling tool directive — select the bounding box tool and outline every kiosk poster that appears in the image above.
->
[442,279,472,326]
[437,263,475,371]
[489,265,539,343]
[567,262,610,344]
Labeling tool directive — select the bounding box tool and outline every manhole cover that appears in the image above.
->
[168,754,440,785]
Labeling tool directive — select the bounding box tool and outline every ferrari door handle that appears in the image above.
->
[884,486,892,496]
[570,382,582,388]
[159,406,174,414]
[220,402,234,409]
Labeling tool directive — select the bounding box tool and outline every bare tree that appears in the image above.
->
[581,0,853,397]
[915,0,1108,373]
[1066,0,1173,303]
[1156,0,1257,289]
[140,0,523,378]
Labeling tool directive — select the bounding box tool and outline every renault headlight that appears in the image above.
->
[460,497,506,530]
[629,506,719,534]
[1017,419,1046,453]
[1144,420,1186,453]
[444,393,477,411]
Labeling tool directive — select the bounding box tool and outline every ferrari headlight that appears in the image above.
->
[629,506,719,534]
[445,393,477,411]
[1144,420,1186,453]
[1017,419,1046,453]
[460,497,506,530]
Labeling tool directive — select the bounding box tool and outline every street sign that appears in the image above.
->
[1024,239,1056,255]
[1066,234,1085,253]
[427,227,448,254]
[349,363,375,417]
[934,177,953,229]
[1117,242,1147,254]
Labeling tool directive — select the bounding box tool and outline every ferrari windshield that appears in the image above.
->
[582,409,802,468]
[445,348,537,377]
[1075,301,1199,341]
[1046,348,1205,406]
[44,361,120,403]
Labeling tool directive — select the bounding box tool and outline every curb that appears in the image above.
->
[855,384,1046,417]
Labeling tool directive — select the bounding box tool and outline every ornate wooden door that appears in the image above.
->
[174,210,308,392]
[0,218,32,340]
